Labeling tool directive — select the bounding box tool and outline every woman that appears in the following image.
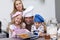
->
[10,0,25,18]
[6,0,25,38]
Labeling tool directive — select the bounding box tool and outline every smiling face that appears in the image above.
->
[14,0,23,11]
[14,15,22,25]
[24,16,33,25]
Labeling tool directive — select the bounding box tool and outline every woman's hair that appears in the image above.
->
[10,0,25,16]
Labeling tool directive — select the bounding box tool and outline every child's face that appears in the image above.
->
[14,15,22,25]
[34,22,41,27]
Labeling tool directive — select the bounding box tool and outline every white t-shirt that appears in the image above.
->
[31,25,44,36]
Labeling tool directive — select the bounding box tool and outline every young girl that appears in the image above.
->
[9,11,29,38]
[31,14,45,37]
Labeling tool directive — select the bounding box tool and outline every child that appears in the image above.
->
[9,11,29,38]
[31,14,45,37]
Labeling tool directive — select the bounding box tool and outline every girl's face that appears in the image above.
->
[34,22,41,28]
[14,15,22,25]
[15,0,23,11]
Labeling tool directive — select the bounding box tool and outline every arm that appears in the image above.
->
[39,24,46,37]
[31,26,34,34]
[42,22,47,33]
[9,24,17,38]
[39,31,46,37]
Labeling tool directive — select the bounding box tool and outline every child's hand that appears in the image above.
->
[39,32,46,37]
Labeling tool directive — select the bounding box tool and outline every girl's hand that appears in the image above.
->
[12,31,16,37]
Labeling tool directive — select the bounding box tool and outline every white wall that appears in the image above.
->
[0,0,13,30]
[0,0,56,30]
[22,0,56,20]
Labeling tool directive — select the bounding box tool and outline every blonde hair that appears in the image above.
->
[6,16,25,34]
[10,0,25,16]
[11,15,22,24]
[11,15,25,29]
[6,22,12,33]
